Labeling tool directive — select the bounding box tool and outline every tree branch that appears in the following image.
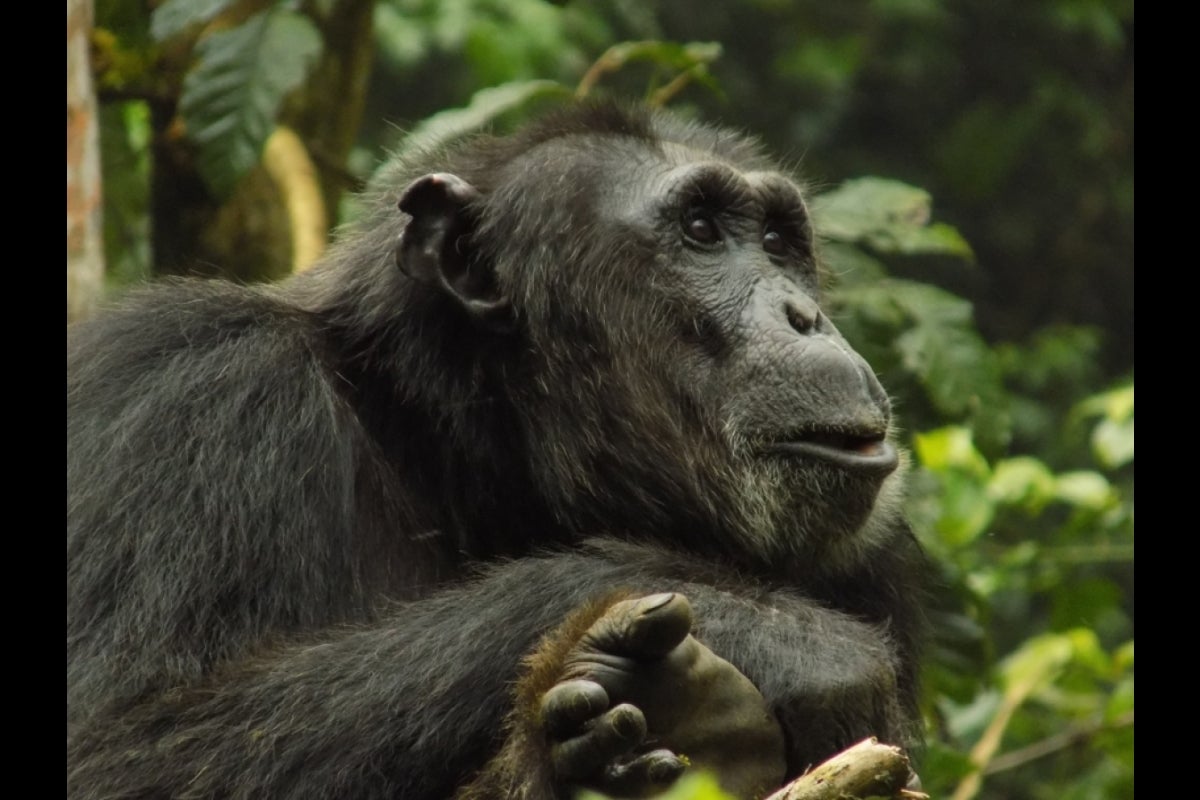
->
[765,738,925,800]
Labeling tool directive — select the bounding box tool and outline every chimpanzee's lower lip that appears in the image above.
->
[768,438,899,474]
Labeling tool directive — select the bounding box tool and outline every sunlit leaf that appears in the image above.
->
[1092,416,1134,469]
[965,566,1002,597]
[999,632,1076,693]
[914,428,994,546]
[1103,384,1135,421]
[1075,383,1134,422]
[1054,471,1115,509]
[1064,628,1109,673]
[988,456,1056,511]
[914,427,989,476]
[1068,384,1135,468]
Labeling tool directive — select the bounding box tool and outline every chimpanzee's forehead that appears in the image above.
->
[582,138,805,223]
[506,127,774,176]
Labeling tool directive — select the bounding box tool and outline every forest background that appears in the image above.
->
[66,2,1134,798]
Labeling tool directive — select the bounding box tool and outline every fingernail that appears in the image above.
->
[639,593,675,614]
[613,707,639,736]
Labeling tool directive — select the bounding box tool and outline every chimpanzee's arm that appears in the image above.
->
[68,544,912,800]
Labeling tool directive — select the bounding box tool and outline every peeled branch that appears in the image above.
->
[764,738,928,800]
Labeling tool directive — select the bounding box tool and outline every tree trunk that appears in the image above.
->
[67,0,105,322]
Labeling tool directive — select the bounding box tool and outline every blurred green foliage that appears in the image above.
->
[90,1,1132,798]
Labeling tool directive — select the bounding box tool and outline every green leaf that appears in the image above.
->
[1053,471,1115,509]
[1075,383,1134,422]
[390,80,570,164]
[150,0,235,42]
[999,632,1076,694]
[1064,628,1109,674]
[939,473,994,547]
[940,689,1003,741]
[988,456,1056,511]
[836,280,971,336]
[179,9,322,197]
[1071,384,1134,468]
[580,771,734,800]
[1113,641,1134,673]
[913,428,998,546]
[896,324,995,416]
[820,241,888,288]
[999,629,1109,707]
[834,279,1010,452]
[914,426,989,476]
[1092,416,1134,469]
[813,177,974,258]
[1105,676,1134,719]
[1103,384,1135,421]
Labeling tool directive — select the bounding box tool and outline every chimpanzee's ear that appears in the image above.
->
[396,173,514,332]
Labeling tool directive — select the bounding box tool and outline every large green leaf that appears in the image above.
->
[895,323,998,417]
[179,9,322,197]
[813,177,974,258]
[835,279,1010,450]
[150,0,234,42]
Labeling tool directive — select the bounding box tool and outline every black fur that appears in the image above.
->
[67,103,925,799]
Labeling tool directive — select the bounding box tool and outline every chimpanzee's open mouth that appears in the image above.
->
[768,430,899,474]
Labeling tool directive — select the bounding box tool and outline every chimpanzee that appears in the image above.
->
[67,103,926,799]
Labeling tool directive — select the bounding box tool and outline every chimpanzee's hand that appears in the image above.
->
[542,593,786,799]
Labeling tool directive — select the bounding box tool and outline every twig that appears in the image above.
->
[576,45,626,99]
[984,710,1133,775]
[647,66,706,108]
[765,738,923,800]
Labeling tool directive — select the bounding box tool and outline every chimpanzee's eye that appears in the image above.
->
[762,228,785,255]
[684,213,720,244]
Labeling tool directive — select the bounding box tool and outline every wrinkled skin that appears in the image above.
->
[545,594,786,798]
